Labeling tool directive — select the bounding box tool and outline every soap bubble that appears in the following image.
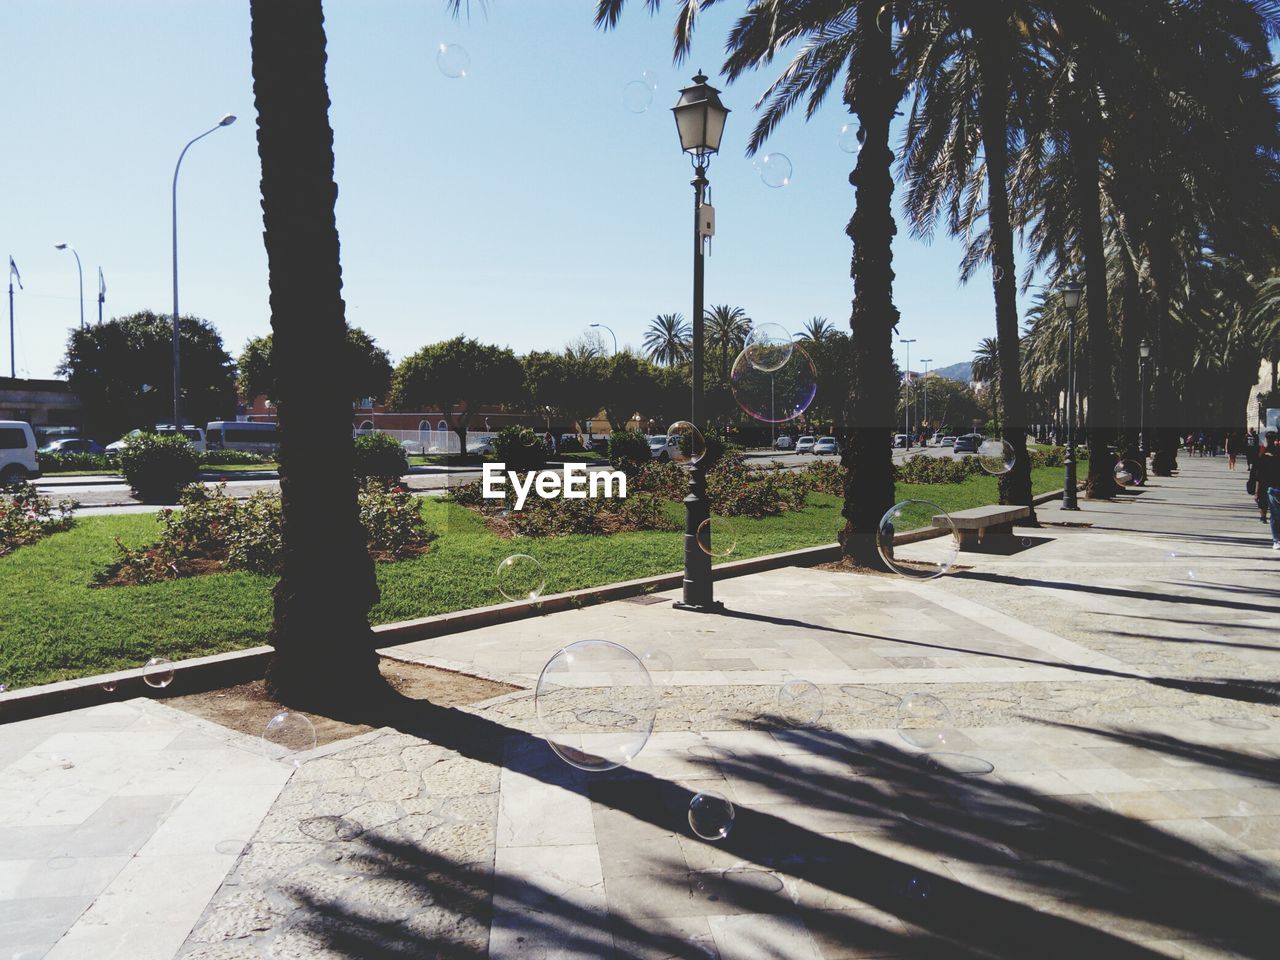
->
[876,3,893,33]
[1114,458,1144,488]
[143,656,174,690]
[101,679,117,693]
[756,153,792,188]
[299,816,363,842]
[744,322,794,373]
[641,69,659,90]
[993,264,1005,283]
[976,438,1015,475]
[622,80,652,114]
[696,517,739,558]
[436,43,470,79]
[877,500,959,579]
[496,554,546,601]
[262,712,317,765]
[903,874,933,902]
[1164,550,1199,582]
[535,640,656,772]
[640,649,674,679]
[667,420,706,464]
[777,679,823,727]
[688,790,735,840]
[837,121,861,154]
[730,344,817,424]
[897,692,952,750]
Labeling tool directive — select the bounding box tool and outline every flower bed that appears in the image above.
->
[0,482,77,557]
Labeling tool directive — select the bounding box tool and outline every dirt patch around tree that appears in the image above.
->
[167,657,522,748]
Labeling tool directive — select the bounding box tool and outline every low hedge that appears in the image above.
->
[119,433,199,502]
[353,432,409,481]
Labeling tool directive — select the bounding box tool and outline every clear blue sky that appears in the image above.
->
[1,1,1026,383]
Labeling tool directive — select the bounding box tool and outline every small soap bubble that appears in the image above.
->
[976,438,1015,475]
[837,121,861,154]
[622,80,652,114]
[777,679,823,727]
[641,69,659,90]
[756,153,792,188]
[897,692,952,750]
[1164,550,1199,582]
[667,421,706,464]
[0,682,6,693]
[640,649,674,679]
[877,500,959,579]
[436,42,470,79]
[903,874,933,902]
[496,554,546,601]
[262,712,318,765]
[143,656,174,690]
[100,680,117,693]
[688,790,735,840]
[696,517,739,558]
[745,323,794,373]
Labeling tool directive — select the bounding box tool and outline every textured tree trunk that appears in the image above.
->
[252,0,383,705]
[1117,246,1143,453]
[975,12,1034,520]
[1148,248,1179,476]
[839,1,899,565]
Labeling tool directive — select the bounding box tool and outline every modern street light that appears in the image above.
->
[671,70,729,613]
[920,358,932,440]
[53,243,84,329]
[899,338,916,449]
[1138,339,1152,474]
[589,322,617,355]
[97,267,105,325]
[1061,279,1084,510]
[172,113,236,430]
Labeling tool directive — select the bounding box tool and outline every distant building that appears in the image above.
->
[0,378,81,429]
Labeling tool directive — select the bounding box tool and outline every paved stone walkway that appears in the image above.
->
[3,455,1278,957]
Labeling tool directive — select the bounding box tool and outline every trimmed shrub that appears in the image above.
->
[492,426,547,472]
[608,429,651,475]
[0,482,77,557]
[119,432,199,502]
[36,452,114,473]
[353,432,408,481]
[633,460,687,500]
[894,454,980,485]
[200,449,269,466]
[800,459,845,496]
[707,454,808,517]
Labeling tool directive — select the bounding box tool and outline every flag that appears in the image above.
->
[7,256,20,290]
[98,267,105,299]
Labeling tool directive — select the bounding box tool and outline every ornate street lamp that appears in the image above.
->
[672,72,728,613]
[1061,279,1084,510]
[1138,339,1152,473]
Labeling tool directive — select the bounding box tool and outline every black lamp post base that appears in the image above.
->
[672,599,725,614]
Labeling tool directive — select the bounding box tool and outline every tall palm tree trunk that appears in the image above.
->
[840,1,899,565]
[251,0,382,704]
[1148,249,1179,476]
[975,13,1034,520]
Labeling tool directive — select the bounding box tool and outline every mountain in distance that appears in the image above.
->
[928,361,973,383]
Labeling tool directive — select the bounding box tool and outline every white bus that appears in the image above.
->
[206,421,280,456]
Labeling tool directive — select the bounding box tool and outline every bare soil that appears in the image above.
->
[167,657,521,748]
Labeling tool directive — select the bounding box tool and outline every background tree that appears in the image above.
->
[250,0,380,704]
[642,313,691,366]
[704,304,752,385]
[59,310,235,441]
[236,325,393,404]
[797,316,836,343]
[599,351,656,430]
[970,337,1002,432]
[389,336,523,451]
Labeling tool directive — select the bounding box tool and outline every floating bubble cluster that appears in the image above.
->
[688,790,735,840]
[667,420,706,464]
[729,343,817,424]
[496,554,546,601]
[436,43,470,79]
[777,679,823,727]
[755,153,792,188]
[696,517,739,558]
[876,500,959,579]
[897,692,952,750]
[976,438,1015,475]
[262,712,317,765]
[535,640,656,772]
[143,656,174,690]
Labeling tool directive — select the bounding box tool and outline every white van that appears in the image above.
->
[0,421,41,484]
[206,421,280,456]
[107,425,207,455]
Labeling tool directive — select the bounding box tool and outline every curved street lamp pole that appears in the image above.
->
[172,114,236,429]
[588,322,617,355]
[53,243,84,329]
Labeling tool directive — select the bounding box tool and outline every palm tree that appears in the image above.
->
[971,336,1001,432]
[642,312,691,366]
[704,304,752,383]
[250,0,381,704]
[797,316,836,343]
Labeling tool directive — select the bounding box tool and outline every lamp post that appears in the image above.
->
[1138,339,1152,474]
[53,244,84,329]
[589,322,617,355]
[671,71,729,613]
[899,338,915,449]
[97,268,105,325]
[1061,279,1084,510]
[920,358,932,441]
[172,113,236,430]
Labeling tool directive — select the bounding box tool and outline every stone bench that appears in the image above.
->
[941,504,1031,550]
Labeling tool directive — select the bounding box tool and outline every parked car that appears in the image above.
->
[38,437,106,456]
[109,425,207,455]
[940,436,957,447]
[814,436,840,456]
[648,435,680,462]
[0,421,41,484]
[774,435,794,450]
[466,435,496,455]
[893,434,908,448]
[795,435,816,455]
[953,433,985,454]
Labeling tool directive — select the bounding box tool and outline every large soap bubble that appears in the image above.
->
[622,80,652,114]
[696,517,739,558]
[1114,458,1145,488]
[143,656,175,690]
[730,344,817,424]
[436,43,470,79]
[777,679,823,727]
[496,554,546,601]
[876,501,959,579]
[262,712,317,766]
[667,421,706,464]
[837,121,861,154]
[897,692,952,750]
[976,438,1015,475]
[755,153,792,188]
[744,323,794,373]
[688,791,735,840]
[535,640,656,772]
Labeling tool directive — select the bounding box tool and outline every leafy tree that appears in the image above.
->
[58,310,235,441]
[237,326,393,404]
[599,351,656,430]
[642,313,691,366]
[249,0,380,704]
[389,337,523,451]
[704,304,752,384]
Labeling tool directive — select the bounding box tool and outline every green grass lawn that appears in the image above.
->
[203,463,279,474]
[0,467,1063,688]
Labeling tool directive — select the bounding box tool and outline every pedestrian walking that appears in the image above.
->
[1247,430,1280,543]
[1225,432,1238,471]
[1245,427,1260,469]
